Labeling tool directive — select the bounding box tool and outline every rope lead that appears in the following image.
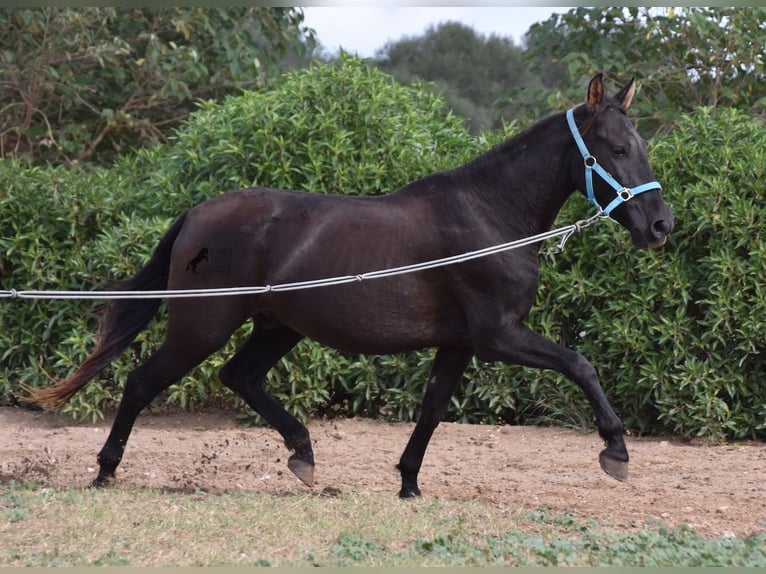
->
[0,217,601,302]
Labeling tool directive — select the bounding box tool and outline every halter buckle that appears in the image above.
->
[618,188,633,201]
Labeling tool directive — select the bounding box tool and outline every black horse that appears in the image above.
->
[27,73,674,498]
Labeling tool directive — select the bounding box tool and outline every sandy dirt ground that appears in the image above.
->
[1,406,764,538]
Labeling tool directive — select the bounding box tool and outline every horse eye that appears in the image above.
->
[613,146,627,157]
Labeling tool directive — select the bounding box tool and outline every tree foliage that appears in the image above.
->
[512,7,766,133]
[374,21,532,133]
[0,7,314,166]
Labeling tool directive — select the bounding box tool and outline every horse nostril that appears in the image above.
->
[652,219,671,238]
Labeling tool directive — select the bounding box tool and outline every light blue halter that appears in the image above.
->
[566,108,662,218]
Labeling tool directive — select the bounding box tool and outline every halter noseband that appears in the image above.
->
[566,108,662,218]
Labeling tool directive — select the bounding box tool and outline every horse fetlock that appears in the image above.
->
[284,431,311,453]
[597,422,627,452]
[283,432,315,486]
[89,472,116,489]
[396,463,422,498]
[398,483,422,499]
[597,416,625,438]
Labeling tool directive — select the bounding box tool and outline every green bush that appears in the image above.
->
[141,52,485,204]
[0,159,176,420]
[3,56,765,440]
[648,108,766,439]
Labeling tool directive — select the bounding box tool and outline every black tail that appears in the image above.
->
[25,212,189,410]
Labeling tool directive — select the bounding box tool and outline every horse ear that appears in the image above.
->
[586,73,604,111]
[615,77,636,109]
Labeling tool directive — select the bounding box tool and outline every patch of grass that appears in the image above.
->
[2,483,31,523]
[1,481,764,567]
[471,514,766,567]
[311,510,766,567]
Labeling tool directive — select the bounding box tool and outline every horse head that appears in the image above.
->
[568,73,674,249]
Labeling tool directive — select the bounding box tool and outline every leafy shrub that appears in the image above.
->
[141,52,485,205]
[0,159,178,420]
[3,56,765,441]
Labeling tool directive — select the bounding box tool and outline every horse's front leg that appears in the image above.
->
[397,346,473,498]
[475,322,629,481]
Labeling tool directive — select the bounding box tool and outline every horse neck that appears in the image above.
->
[456,112,576,235]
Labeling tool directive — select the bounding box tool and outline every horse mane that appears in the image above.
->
[462,110,569,175]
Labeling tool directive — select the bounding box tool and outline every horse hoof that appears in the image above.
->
[599,452,629,481]
[398,486,421,499]
[88,475,113,489]
[287,456,315,487]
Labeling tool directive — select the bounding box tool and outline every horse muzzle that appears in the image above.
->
[632,213,674,249]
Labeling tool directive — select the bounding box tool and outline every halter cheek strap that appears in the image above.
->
[566,108,662,218]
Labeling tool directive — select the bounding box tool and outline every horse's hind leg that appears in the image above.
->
[93,305,243,487]
[93,344,212,486]
[218,326,314,486]
[397,346,473,498]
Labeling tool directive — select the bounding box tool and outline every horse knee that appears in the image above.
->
[218,363,236,390]
[218,361,252,394]
[567,353,624,436]
[567,353,598,383]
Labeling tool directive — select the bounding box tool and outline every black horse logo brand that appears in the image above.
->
[185,248,208,274]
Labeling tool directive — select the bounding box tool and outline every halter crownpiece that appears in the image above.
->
[566,108,662,218]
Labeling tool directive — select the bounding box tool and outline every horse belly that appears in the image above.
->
[269,281,467,354]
